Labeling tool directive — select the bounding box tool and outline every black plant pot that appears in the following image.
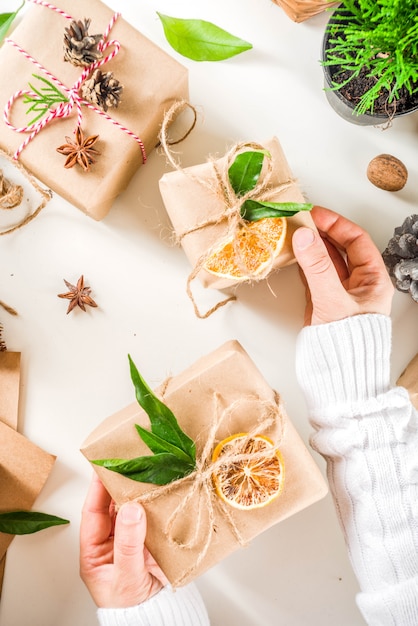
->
[321,11,418,126]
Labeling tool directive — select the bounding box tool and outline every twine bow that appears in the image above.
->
[159,104,296,318]
[135,391,285,587]
[3,0,146,163]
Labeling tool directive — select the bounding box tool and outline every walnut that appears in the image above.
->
[367,154,408,191]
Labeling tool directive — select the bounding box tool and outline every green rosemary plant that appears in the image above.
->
[322,0,418,115]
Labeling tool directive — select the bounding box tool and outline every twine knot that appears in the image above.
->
[135,391,285,586]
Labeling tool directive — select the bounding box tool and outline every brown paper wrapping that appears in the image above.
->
[0,0,188,220]
[397,353,418,411]
[0,353,56,597]
[0,352,20,430]
[81,340,328,587]
[159,137,315,291]
[272,0,337,23]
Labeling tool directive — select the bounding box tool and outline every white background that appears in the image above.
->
[0,1,417,625]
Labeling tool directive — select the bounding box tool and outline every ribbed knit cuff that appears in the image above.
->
[97,584,210,626]
[356,576,418,626]
[295,314,392,415]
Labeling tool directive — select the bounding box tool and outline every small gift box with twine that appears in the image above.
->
[271,0,337,23]
[0,0,189,221]
[81,340,328,588]
[159,135,315,317]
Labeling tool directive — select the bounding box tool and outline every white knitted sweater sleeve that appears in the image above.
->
[97,583,210,626]
[296,314,418,625]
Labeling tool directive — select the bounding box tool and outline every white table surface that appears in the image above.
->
[0,1,417,625]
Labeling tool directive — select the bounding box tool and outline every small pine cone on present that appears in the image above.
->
[81,69,123,112]
[64,18,103,67]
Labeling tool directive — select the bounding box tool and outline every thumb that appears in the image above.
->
[113,502,147,575]
[292,227,343,302]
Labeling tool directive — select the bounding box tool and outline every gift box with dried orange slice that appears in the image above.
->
[0,0,189,220]
[159,137,315,294]
[81,340,328,587]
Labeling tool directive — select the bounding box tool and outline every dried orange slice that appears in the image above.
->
[212,433,285,510]
[204,217,287,281]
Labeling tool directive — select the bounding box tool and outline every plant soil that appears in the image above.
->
[330,66,418,116]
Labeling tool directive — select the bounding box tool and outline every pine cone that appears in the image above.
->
[382,214,418,303]
[63,18,103,67]
[81,69,123,112]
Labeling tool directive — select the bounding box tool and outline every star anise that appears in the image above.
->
[56,126,100,172]
[58,275,98,314]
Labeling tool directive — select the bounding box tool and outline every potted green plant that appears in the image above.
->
[321,0,418,126]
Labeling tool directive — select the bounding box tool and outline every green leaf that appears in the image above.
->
[241,200,313,221]
[228,150,270,198]
[0,511,69,535]
[93,453,195,485]
[128,355,196,463]
[135,424,194,464]
[0,2,24,45]
[157,13,252,61]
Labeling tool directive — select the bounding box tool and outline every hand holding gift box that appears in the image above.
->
[159,136,315,316]
[81,340,328,587]
[0,0,189,220]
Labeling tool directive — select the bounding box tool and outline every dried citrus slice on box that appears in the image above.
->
[204,217,287,281]
[212,433,285,510]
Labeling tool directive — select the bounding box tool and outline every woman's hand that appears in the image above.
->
[292,205,394,326]
[80,473,167,608]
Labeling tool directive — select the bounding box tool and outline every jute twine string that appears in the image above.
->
[0,148,51,236]
[159,102,296,319]
[135,390,285,586]
[0,171,23,209]
[0,300,18,316]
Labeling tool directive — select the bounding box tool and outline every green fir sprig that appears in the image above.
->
[23,74,68,125]
[322,0,418,115]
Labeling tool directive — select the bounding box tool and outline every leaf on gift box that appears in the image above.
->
[0,511,69,535]
[0,2,25,45]
[228,150,270,197]
[128,355,196,464]
[227,150,313,221]
[93,453,195,485]
[92,357,197,486]
[157,13,252,61]
[241,199,313,221]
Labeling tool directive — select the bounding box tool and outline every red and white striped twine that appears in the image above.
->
[3,0,147,164]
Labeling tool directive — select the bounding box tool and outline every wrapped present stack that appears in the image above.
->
[81,340,328,588]
[0,350,56,597]
[0,0,189,220]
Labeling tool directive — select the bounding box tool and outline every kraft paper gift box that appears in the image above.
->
[0,0,189,220]
[81,340,328,587]
[397,353,418,411]
[159,136,315,292]
[271,0,337,22]
[0,352,56,597]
